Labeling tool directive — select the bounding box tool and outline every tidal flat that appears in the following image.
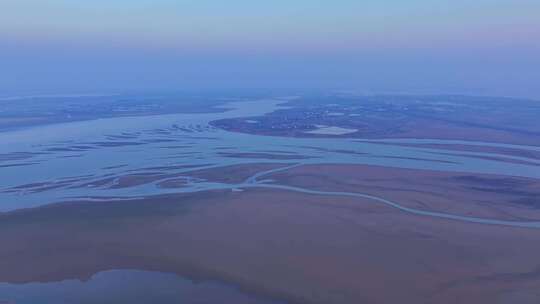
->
[1,95,540,303]
[1,185,540,304]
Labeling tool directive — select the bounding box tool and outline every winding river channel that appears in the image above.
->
[1,97,539,229]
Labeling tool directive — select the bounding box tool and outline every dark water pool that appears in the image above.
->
[0,270,283,304]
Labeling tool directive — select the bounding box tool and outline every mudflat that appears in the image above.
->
[2,95,540,304]
[1,185,540,304]
[267,163,540,221]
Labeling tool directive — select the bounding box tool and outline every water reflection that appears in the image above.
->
[0,270,283,304]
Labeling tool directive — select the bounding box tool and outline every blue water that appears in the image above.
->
[0,98,538,212]
[0,270,283,304]
[1,97,540,301]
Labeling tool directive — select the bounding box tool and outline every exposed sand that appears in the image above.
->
[268,164,540,221]
[1,186,540,304]
[218,115,540,145]
[182,163,287,184]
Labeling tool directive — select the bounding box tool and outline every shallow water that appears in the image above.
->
[1,97,540,302]
[0,270,282,304]
[0,98,539,212]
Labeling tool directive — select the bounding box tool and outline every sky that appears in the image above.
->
[1,0,539,97]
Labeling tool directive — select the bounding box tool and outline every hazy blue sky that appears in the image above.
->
[1,0,539,97]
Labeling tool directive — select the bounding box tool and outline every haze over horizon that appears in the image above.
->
[2,3,540,303]
[1,0,539,98]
